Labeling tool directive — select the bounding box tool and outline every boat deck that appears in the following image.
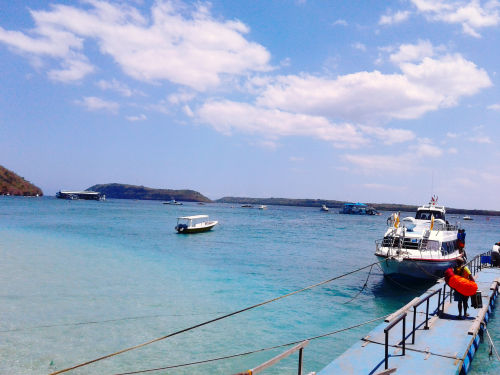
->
[318,266,500,375]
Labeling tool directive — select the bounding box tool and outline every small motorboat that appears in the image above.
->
[164,199,182,205]
[197,202,205,205]
[242,204,254,208]
[320,205,329,212]
[259,205,267,210]
[463,215,473,220]
[175,215,218,233]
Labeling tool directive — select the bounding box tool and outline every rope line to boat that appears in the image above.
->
[485,326,500,361]
[375,263,431,293]
[0,312,232,333]
[343,264,374,304]
[47,262,379,375]
[112,314,391,375]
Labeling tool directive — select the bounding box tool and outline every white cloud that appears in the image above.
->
[74,96,119,113]
[254,49,491,123]
[411,0,500,37]
[97,79,144,97]
[379,10,411,25]
[182,105,194,117]
[358,126,416,144]
[389,40,436,63]
[197,100,368,148]
[0,0,272,89]
[352,42,367,51]
[413,143,443,157]
[447,132,461,138]
[447,147,458,154]
[290,156,305,161]
[469,135,492,143]
[333,19,348,26]
[488,103,500,110]
[454,177,479,188]
[280,58,291,67]
[127,114,147,121]
[168,91,196,104]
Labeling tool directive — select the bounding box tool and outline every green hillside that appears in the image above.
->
[0,165,43,196]
[87,183,212,202]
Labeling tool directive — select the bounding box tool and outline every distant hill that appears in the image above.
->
[0,165,43,196]
[215,196,500,216]
[87,183,212,202]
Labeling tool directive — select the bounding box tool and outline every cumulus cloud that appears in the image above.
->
[469,135,492,143]
[197,100,368,148]
[97,79,144,97]
[0,0,271,88]
[411,0,500,37]
[333,19,348,26]
[74,96,119,113]
[487,103,500,110]
[352,42,367,51]
[358,126,416,144]
[379,10,411,25]
[290,156,305,161]
[254,48,490,123]
[389,40,437,63]
[127,114,147,121]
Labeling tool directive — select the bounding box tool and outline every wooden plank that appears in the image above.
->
[250,341,309,374]
[468,304,490,335]
[373,368,397,375]
[385,297,420,322]
[490,279,499,290]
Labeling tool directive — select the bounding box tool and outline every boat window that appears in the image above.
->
[415,210,444,220]
[427,240,440,251]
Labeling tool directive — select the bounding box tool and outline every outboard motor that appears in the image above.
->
[176,224,188,232]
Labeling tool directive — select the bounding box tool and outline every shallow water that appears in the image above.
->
[0,197,498,374]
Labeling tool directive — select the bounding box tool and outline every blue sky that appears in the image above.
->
[1,0,500,209]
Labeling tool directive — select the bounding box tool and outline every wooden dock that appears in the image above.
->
[318,260,500,375]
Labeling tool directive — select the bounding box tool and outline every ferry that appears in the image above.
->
[55,190,105,201]
[340,202,380,215]
[320,205,329,212]
[175,215,218,233]
[375,197,465,279]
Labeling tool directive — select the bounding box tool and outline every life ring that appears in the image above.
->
[444,268,477,296]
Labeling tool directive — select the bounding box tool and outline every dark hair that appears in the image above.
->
[456,258,464,266]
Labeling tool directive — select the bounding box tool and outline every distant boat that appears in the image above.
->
[164,200,182,205]
[339,202,380,215]
[197,202,205,205]
[463,215,473,220]
[320,205,329,212]
[242,204,254,208]
[259,205,267,210]
[175,215,218,233]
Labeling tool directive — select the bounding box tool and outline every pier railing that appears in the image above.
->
[384,312,406,370]
[466,250,492,276]
[231,340,309,375]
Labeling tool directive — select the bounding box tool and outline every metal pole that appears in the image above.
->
[297,348,303,375]
[443,284,447,306]
[402,315,406,356]
[425,299,430,330]
[438,289,442,316]
[385,331,389,370]
[412,306,417,344]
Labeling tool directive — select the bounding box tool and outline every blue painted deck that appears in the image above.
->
[318,267,500,375]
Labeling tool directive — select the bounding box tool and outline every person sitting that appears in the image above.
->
[454,258,474,319]
[492,243,500,267]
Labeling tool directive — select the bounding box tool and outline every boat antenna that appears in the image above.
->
[431,171,433,197]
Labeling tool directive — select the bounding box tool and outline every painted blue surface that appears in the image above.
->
[318,267,500,375]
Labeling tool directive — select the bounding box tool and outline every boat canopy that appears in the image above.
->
[343,202,367,207]
[177,215,209,220]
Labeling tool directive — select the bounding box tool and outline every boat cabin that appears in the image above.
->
[341,202,379,215]
[415,204,446,221]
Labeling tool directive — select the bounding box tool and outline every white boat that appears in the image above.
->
[320,205,329,212]
[175,215,218,233]
[242,204,254,208]
[375,197,465,280]
[259,205,267,210]
[463,216,473,220]
[164,199,182,205]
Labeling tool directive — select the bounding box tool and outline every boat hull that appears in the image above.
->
[176,223,217,234]
[376,255,459,280]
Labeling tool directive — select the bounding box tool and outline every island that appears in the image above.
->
[0,165,43,196]
[87,183,212,203]
[215,196,500,216]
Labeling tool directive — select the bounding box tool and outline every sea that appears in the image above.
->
[1,196,499,375]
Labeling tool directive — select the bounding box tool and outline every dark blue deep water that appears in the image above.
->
[0,197,498,374]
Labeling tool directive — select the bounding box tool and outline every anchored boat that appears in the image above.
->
[320,205,329,212]
[164,199,182,205]
[339,202,380,215]
[375,198,465,280]
[175,215,218,233]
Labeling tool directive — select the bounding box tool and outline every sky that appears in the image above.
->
[1,0,500,209]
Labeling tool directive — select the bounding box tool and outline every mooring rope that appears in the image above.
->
[343,265,374,304]
[112,314,391,375]
[47,262,379,375]
[485,327,500,361]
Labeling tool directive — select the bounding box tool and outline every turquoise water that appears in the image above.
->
[0,197,499,374]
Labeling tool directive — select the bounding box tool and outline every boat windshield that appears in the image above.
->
[415,210,444,220]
